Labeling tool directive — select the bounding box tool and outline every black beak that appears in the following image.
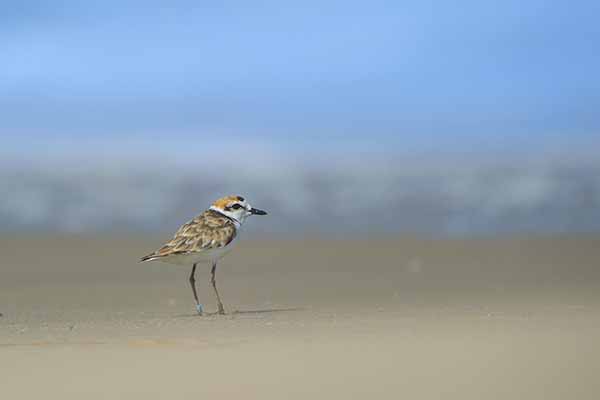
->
[250,207,267,215]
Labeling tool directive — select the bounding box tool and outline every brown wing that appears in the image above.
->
[140,210,237,261]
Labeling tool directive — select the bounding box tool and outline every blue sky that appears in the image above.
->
[1,0,599,158]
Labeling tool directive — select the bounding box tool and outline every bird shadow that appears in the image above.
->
[174,307,304,319]
[231,307,305,315]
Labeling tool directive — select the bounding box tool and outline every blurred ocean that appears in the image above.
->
[2,152,598,236]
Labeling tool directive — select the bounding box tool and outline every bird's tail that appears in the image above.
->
[139,253,160,263]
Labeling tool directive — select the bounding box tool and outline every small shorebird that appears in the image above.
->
[140,195,267,315]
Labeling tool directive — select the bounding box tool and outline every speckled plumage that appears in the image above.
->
[140,209,237,263]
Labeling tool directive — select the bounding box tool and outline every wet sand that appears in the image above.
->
[1,235,600,399]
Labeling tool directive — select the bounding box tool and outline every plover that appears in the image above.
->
[140,195,267,315]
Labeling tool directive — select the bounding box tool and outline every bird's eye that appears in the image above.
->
[232,204,243,210]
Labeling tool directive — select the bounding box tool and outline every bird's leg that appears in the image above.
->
[210,261,226,315]
[189,263,203,315]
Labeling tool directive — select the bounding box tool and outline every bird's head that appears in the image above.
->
[210,195,267,225]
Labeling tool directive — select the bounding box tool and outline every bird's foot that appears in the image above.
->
[217,304,226,315]
[195,304,204,315]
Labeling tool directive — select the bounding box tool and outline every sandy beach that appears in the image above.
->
[2,235,599,399]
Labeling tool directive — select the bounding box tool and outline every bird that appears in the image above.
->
[140,195,267,315]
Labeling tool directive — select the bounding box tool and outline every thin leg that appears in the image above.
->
[189,263,203,315]
[211,261,225,315]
